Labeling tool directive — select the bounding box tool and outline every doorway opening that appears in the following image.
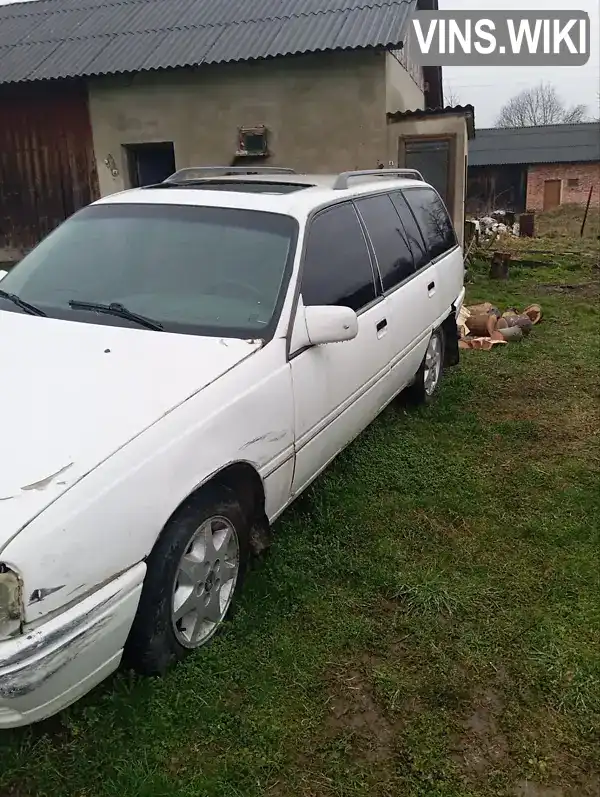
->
[125,142,176,187]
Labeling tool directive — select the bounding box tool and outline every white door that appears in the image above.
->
[353,191,434,395]
[399,185,462,325]
[289,201,392,496]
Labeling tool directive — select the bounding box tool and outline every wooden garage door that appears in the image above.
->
[0,81,99,255]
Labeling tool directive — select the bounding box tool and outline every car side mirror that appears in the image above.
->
[0,269,7,282]
[303,305,358,345]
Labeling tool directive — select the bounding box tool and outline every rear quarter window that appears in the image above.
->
[389,190,429,270]
[402,187,457,261]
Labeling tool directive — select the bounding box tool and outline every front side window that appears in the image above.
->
[0,203,298,338]
[402,187,457,260]
[301,202,377,312]
[354,194,415,291]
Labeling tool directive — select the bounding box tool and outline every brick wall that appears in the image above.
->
[526,162,600,211]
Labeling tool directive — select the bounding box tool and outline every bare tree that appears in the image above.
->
[495,82,587,127]
[444,87,462,107]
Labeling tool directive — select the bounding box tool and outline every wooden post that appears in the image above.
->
[580,185,594,237]
[489,251,510,280]
[519,212,535,237]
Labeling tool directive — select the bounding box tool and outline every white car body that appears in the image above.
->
[0,169,464,727]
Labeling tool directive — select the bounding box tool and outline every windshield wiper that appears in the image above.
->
[0,289,47,316]
[68,300,163,331]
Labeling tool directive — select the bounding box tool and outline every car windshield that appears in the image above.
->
[0,202,298,338]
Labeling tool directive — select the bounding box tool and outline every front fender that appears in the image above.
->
[2,341,294,623]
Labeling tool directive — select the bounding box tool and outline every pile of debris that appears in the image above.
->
[469,210,520,239]
[458,302,542,350]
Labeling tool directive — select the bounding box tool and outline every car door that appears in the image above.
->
[398,185,459,327]
[403,186,463,314]
[289,201,392,496]
[353,192,428,395]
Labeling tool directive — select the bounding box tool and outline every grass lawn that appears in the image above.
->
[1,257,599,797]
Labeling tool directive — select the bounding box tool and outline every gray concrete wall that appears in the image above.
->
[88,51,394,196]
[385,49,425,115]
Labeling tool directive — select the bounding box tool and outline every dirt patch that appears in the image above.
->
[452,687,509,778]
[325,666,394,763]
[512,780,564,797]
[537,282,599,299]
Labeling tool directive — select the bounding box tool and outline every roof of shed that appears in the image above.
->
[0,0,418,85]
[388,104,476,139]
[468,123,600,167]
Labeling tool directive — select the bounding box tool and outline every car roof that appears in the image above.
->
[92,169,429,222]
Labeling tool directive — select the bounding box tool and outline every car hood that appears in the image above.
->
[0,312,261,548]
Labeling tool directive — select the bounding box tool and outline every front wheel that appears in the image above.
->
[405,328,445,406]
[125,485,250,676]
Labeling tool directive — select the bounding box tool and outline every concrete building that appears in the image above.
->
[466,122,600,214]
[0,0,474,263]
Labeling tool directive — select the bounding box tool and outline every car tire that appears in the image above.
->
[125,484,250,676]
[405,327,445,406]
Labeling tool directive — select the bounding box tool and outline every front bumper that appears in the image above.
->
[0,562,145,729]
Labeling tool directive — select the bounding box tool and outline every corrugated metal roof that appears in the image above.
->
[468,123,600,166]
[0,0,418,84]
[387,104,476,138]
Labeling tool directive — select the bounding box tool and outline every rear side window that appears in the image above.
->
[301,203,376,312]
[389,191,429,270]
[354,194,415,292]
[402,187,457,260]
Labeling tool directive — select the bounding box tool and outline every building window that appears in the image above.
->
[567,178,579,188]
[236,125,269,158]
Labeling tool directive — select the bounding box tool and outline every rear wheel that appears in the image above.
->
[405,328,445,406]
[126,485,250,676]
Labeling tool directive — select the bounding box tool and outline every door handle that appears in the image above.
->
[376,318,387,332]
[428,281,435,291]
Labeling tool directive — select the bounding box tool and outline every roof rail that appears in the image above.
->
[163,166,297,183]
[332,168,424,190]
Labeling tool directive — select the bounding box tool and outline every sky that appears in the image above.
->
[438,0,600,126]
[1,0,599,128]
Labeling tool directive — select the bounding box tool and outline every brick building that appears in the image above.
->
[0,0,475,264]
[466,122,600,214]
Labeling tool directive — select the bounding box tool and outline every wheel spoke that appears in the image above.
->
[200,520,219,563]
[178,553,205,584]
[203,591,223,624]
[214,524,234,553]
[173,587,199,622]
[187,615,204,645]
[220,559,237,585]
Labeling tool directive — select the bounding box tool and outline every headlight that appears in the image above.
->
[0,564,22,639]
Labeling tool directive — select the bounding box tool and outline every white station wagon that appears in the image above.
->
[0,167,465,728]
